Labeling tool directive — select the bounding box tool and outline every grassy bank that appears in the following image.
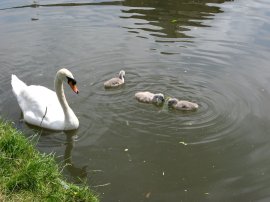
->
[0,120,98,202]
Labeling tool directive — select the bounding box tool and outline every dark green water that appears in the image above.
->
[1,0,270,201]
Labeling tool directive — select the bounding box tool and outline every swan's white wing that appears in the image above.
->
[16,85,65,129]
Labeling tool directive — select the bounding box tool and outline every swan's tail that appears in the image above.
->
[11,74,27,96]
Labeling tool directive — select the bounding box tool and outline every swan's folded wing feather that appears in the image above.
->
[18,85,64,126]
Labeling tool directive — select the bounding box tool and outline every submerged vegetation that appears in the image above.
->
[0,119,98,202]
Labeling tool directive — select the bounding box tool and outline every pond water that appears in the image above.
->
[1,0,270,201]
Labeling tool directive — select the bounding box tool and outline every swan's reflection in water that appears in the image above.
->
[23,126,89,183]
[13,97,89,183]
[63,130,88,183]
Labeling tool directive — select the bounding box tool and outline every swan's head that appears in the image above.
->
[118,70,125,79]
[167,98,178,107]
[57,68,79,94]
[152,93,165,105]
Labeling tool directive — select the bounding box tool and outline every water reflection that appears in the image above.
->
[33,128,89,183]
[0,1,123,10]
[121,0,229,39]
[63,130,88,183]
[0,0,231,40]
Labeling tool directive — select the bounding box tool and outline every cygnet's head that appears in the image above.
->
[167,98,178,107]
[118,70,125,79]
[152,93,165,104]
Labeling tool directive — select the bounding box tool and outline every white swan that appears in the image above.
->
[167,98,198,111]
[135,91,165,105]
[104,70,125,88]
[11,68,79,130]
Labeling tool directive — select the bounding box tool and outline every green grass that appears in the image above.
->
[0,119,99,202]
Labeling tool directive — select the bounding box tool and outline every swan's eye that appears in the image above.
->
[67,77,76,85]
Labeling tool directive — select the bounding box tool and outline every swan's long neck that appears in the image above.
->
[55,78,70,113]
[55,77,77,129]
[52,69,79,130]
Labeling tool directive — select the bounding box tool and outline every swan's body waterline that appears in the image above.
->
[11,68,79,130]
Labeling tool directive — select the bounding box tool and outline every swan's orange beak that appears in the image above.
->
[68,82,79,94]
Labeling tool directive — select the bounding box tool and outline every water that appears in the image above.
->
[1,0,270,201]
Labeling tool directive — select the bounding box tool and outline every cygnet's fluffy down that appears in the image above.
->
[167,98,198,110]
[104,70,125,88]
[135,91,165,105]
